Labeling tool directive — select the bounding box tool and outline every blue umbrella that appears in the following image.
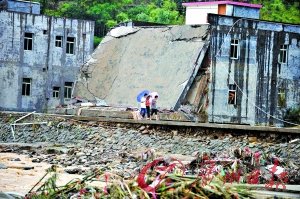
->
[137,90,150,102]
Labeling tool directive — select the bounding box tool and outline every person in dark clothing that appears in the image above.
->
[151,95,159,120]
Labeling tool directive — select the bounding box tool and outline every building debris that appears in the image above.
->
[74,25,210,111]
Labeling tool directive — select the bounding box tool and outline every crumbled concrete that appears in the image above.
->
[1,114,300,185]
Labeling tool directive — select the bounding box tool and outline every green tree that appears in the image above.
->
[252,0,300,23]
[35,0,300,47]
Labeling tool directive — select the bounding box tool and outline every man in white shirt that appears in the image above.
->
[140,93,147,118]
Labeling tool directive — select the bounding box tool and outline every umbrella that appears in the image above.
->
[137,90,150,102]
[149,92,159,98]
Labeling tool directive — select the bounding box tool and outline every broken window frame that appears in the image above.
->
[230,39,239,59]
[66,37,75,54]
[22,78,31,96]
[277,88,286,108]
[64,82,73,99]
[228,84,237,105]
[24,33,33,51]
[53,87,60,98]
[55,36,63,47]
[278,44,288,64]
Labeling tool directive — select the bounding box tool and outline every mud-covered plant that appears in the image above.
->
[26,160,254,199]
[283,106,300,126]
[278,92,286,108]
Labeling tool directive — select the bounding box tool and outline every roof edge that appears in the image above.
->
[0,10,95,23]
[182,1,262,9]
[208,13,300,26]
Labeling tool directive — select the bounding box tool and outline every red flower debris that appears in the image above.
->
[265,163,288,189]
[224,169,242,184]
[137,157,185,195]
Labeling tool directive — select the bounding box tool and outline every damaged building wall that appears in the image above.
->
[184,51,211,122]
[207,14,300,126]
[74,25,209,110]
[0,10,94,112]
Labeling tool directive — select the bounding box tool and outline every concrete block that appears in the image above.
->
[66,108,78,115]
[159,112,189,121]
[80,109,134,119]
[53,108,67,115]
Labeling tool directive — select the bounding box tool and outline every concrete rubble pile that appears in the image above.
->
[1,115,300,187]
[0,113,300,197]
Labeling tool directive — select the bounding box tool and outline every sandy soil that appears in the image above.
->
[0,153,83,195]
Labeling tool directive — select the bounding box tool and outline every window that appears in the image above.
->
[277,88,286,108]
[279,45,288,64]
[66,37,75,54]
[55,36,63,47]
[53,87,60,98]
[43,30,48,34]
[64,82,73,99]
[230,39,239,59]
[22,78,31,96]
[24,33,33,50]
[228,84,237,105]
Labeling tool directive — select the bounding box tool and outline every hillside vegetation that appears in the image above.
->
[36,0,300,45]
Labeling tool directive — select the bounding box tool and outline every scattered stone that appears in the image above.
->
[76,152,85,157]
[139,126,146,131]
[10,158,21,161]
[65,168,82,174]
[0,163,7,169]
[172,130,178,137]
[32,158,41,163]
[23,166,34,170]
[0,114,300,184]
[248,137,257,143]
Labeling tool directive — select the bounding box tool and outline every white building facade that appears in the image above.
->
[0,0,94,112]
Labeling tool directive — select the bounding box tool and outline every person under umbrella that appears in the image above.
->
[140,93,148,118]
[145,95,151,119]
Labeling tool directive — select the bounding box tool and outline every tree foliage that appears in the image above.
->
[252,0,300,24]
[36,0,300,39]
[36,0,183,34]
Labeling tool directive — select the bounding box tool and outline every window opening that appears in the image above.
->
[279,44,288,64]
[230,39,239,59]
[55,36,63,47]
[64,82,73,99]
[53,87,60,98]
[43,30,48,34]
[22,78,31,96]
[277,88,286,108]
[24,33,33,50]
[228,84,237,105]
[66,37,75,54]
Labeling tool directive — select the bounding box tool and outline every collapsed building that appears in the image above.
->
[74,1,300,126]
[0,0,94,112]
[75,25,210,110]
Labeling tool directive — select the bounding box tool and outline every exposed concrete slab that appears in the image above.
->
[52,108,190,121]
[74,25,210,110]
[159,112,189,121]
[79,109,134,119]
[73,116,300,134]
[66,108,78,115]
[2,111,299,134]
